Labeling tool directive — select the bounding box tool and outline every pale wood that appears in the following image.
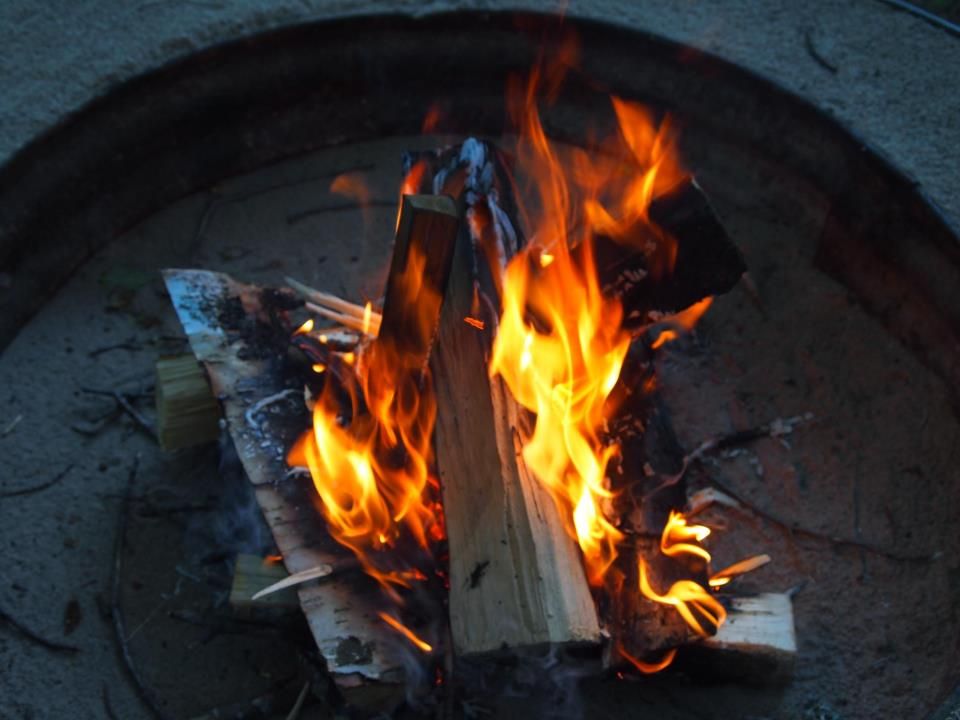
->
[229,553,300,610]
[432,225,601,656]
[705,592,796,655]
[694,592,796,682]
[155,354,220,450]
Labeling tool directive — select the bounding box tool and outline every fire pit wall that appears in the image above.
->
[0,11,958,719]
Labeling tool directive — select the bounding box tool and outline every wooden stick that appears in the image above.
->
[303,302,375,336]
[286,275,382,327]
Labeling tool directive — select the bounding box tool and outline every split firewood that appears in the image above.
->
[683,593,797,683]
[428,140,600,655]
[155,354,221,450]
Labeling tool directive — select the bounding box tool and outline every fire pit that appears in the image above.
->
[1,10,958,720]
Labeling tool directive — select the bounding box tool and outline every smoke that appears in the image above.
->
[453,645,596,719]
[182,434,273,601]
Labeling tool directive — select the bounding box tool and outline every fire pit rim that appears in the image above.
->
[0,9,956,368]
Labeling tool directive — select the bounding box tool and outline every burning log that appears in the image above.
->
[432,217,602,656]
[596,176,747,325]
[163,268,406,684]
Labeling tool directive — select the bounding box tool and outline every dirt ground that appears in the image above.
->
[0,128,957,719]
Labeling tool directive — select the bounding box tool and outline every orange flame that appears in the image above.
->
[330,172,372,207]
[638,558,727,637]
[651,297,714,350]
[378,612,433,653]
[288,241,445,595]
[619,646,678,674]
[489,44,695,587]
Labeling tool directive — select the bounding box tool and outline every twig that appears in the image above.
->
[1,413,23,437]
[88,340,142,358]
[0,605,80,653]
[647,414,934,562]
[109,457,174,720]
[644,413,815,497]
[286,276,381,329]
[0,464,73,498]
[79,387,156,439]
[285,681,310,720]
[304,302,374,335]
[803,30,838,74]
[245,389,302,431]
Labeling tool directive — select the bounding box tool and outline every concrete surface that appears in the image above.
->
[0,0,958,229]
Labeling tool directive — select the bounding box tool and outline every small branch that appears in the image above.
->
[0,605,80,654]
[109,457,174,720]
[304,302,373,335]
[285,681,310,720]
[643,414,933,562]
[189,163,376,250]
[79,387,156,439]
[0,464,73,498]
[644,413,815,497]
[285,276,379,325]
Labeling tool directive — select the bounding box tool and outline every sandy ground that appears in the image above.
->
[0,126,957,718]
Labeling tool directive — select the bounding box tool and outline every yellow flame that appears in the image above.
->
[490,41,694,587]
[638,557,726,637]
[660,510,712,563]
[287,241,446,595]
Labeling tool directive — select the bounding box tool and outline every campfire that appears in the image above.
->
[161,38,795,707]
